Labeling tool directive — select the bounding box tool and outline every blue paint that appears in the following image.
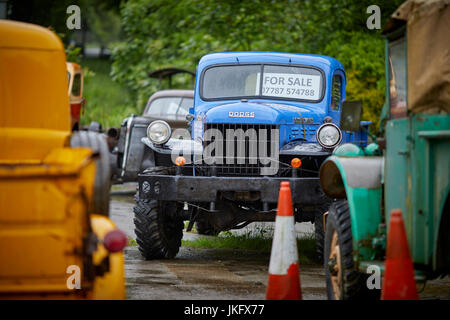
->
[189,51,368,147]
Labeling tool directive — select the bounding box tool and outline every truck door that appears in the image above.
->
[384,32,418,256]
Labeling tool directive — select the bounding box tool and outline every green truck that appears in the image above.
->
[320,0,450,299]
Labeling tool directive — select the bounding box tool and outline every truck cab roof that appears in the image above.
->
[198,51,344,71]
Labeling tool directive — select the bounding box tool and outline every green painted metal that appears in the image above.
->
[364,143,381,156]
[320,4,450,282]
[385,114,450,273]
[321,155,382,262]
[325,113,449,275]
[332,143,364,157]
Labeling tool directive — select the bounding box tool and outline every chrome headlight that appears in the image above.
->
[147,120,171,145]
[316,123,342,149]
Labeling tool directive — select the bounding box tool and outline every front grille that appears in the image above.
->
[198,123,279,176]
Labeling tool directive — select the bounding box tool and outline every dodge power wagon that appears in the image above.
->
[133,52,369,260]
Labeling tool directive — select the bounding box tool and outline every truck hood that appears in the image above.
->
[201,101,325,125]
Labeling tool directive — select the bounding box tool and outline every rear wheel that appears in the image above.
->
[324,200,380,300]
[314,212,325,263]
[133,197,184,259]
[71,131,111,216]
[313,199,330,263]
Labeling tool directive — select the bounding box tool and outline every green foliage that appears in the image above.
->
[112,0,405,128]
[85,5,122,49]
[80,59,136,128]
[65,45,82,64]
[323,32,386,130]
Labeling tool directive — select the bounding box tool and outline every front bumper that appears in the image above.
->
[137,174,324,205]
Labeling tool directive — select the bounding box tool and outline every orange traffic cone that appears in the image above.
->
[266,181,302,300]
[381,209,419,300]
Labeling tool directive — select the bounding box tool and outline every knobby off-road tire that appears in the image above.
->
[314,212,325,263]
[313,198,331,263]
[324,200,380,300]
[134,197,184,259]
[71,131,111,216]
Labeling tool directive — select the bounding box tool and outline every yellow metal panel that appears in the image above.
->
[0,180,66,223]
[0,20,63,50]
[0,128,70,162]
[0,21,70,131]
[0,229,70,277]
[0,149,96,295]
[0,147,93,177]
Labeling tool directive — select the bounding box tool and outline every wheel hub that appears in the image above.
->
[328,230,342,299]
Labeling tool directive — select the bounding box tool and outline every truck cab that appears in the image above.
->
[134,52,369,260]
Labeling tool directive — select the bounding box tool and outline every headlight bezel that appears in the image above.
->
[316,123,342,149]
[147,120,172,145]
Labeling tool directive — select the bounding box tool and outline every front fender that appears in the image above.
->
[320,155,383,261]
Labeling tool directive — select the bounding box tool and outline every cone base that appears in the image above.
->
[266,263,302,300]
[381,259,419,300]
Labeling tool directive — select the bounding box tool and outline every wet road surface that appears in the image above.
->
[110,188,449,300]
[110,192,326,300]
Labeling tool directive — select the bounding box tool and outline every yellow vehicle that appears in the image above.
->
[67,62,86,131]
[0,20,126,299]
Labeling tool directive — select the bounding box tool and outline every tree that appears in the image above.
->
[111,0,404,126]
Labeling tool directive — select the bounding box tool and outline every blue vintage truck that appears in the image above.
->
[133,52,369,260]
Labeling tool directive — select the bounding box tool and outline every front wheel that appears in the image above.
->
[133,197,184,259]
[71,131,111,216]
[324,200,379,300]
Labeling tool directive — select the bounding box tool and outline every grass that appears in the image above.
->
[128,237,138,247]
[80,58,137,128]
[182,229,318,264]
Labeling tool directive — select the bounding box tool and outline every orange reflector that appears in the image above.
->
[291,158,302,168]
[175,156,186,166]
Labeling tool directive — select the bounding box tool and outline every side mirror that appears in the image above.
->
[340,101,362,132]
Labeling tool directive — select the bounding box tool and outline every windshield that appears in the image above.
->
[201,64,323,102]
[388,37,407,119]
[144,96,193,119]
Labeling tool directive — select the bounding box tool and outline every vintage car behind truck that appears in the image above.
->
[320,0,450,300]
[0,20,126,299]
[133,51,370,260]
[114,89,194,183]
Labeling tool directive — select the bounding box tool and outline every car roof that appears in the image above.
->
[66,62,83,74]
[198,51,342,69]
[148,89,194,100]
[143,90,194,114]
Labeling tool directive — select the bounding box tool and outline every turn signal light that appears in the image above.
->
[176,156,186,166]
[103,229,127,253]
[291,158,302,168]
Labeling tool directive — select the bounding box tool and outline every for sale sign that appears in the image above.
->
[260,73,321,100]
